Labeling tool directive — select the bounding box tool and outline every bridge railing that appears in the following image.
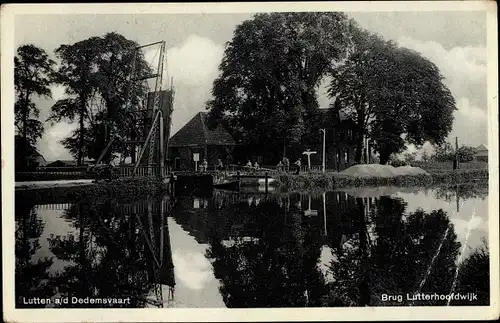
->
[117,165,167,178]
[225,164,325,176]
[225,164,277,175]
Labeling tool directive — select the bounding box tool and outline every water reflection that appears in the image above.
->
[15,183,489,308]
[15,197,175,308]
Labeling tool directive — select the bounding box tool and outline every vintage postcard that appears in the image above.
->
[1,1,498,322]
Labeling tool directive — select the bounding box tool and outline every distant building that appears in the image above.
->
[168,112,236,171]
[474,144,488,162]
[46,160,77,167]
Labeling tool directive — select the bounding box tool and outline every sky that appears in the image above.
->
[13,10,489,161]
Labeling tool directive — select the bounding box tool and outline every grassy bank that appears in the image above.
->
[411,161,488,173]
[272,168,488,191]
[15,177,168,204]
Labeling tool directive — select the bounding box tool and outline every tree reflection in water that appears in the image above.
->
[205,194,327,307]
[15,199,55,307]
[15,196,175,308]
[16,185,489,308]
[203,189,489,307]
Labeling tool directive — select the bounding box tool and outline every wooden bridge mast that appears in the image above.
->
[94,41,173,177]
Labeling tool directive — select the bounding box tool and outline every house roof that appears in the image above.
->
[319,107,351,122]
[47,160,77,166]
[169,112,236,147]
[475,144,488,152]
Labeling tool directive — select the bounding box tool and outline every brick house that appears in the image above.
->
[306,108,359,171]
[168,112,236,171]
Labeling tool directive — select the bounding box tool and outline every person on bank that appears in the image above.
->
[283,156,290,172]
[201,159,208,173]
[295,159,301,175]
[216,158,224,172]
[277,160,283,172]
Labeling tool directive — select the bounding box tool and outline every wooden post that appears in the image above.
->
[265,172,269,194]
[321,129,326,173]
[237,171,241,191]
[159,111,165,177]
[170,172,176,197]
[322,192,327,236]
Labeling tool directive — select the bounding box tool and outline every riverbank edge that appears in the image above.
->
[15,177,168,204]
[272,169,489,191]
[14,169,488,203]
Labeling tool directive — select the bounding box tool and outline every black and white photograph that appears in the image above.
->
[1,2,498,322]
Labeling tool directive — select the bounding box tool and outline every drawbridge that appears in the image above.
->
[94,40,174,177]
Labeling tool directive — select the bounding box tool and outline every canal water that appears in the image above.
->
[15,183,489,308]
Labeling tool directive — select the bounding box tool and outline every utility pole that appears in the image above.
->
[455,136,459,170]
[320,129,326,173]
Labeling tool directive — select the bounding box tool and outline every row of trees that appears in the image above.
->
[15,14,457,169]
[15,33,150,170]
[390,143,478,166]
[206,13,456,164]
[431,142,477,162]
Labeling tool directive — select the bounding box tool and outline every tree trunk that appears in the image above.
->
[78,95,85,165]
[354,127,364,164]
[106,98,112,162]
[22,96,28,170]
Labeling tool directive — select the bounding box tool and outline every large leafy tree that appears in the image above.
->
[14,45,55,169]
[206,12,351,161]
[92,33,151,161]
[48,36,103,165]
[48,33,151,164]
[328,24,456,164]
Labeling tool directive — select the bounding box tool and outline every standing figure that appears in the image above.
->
[216,158,224,172]
[283,157,290,172]
[277,160,283,172]
[295,159,301,175]
[201,159,208,173]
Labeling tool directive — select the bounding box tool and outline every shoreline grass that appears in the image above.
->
[15,177,168,204]
[272,168,488,191]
